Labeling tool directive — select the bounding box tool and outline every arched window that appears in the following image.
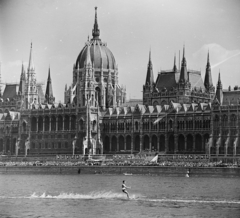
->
[79,119,84,131]
[169,119,173,130]
[230,114,236,127]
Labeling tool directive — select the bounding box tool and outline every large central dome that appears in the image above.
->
[75,7,117,71]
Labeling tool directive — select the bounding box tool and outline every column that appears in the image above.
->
[131,133,134,153]
[201,134,204,152]
[140,135,143,152]
[149,135,152,152]
[157,135,160,152]
[56,117,58,131]
[63,117,65,131]
[165,133,168,153]
[224,141,228,157]
[193,135,196,151]
[184,135,187,151]
[117,136,119,151]
[69,116,72,131]
[124,136,126,150]
[49,117,51,132]
[174,134,178,154]
[110,136,112,152]
[43,117,45,132]
[36,117,39,132]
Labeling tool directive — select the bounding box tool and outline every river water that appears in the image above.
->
[0,173,240,218]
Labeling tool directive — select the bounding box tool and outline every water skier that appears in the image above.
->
[122,180,131,199]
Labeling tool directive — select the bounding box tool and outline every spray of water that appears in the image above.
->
[29,191,142,200]
[1,192,239,204]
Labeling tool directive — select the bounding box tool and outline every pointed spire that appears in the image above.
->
[45,66,54,103]
[149,48,151,62]
[47,66,51,82]
[145,50,154,86]
[19,62,26,95]
[28,42,34,71]
[92,7,100,39]
[215,71,223,105]
[179,45,188,82]
[217,71,222,89]
[204,50,213,90]
[173,53,177,72]
[20,62,26,80]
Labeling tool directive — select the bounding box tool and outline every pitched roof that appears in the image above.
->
[155,71,179,90]
[2,84,19,100]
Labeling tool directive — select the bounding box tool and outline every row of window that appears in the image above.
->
[103,120,211,131]
[31,141,70,149]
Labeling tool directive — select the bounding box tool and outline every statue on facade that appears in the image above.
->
[15,138,20,156]
[72,136,77,155]
[25,137,30,157]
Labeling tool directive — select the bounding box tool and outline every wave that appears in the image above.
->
[30,191,142,200]
[1,191,240,204]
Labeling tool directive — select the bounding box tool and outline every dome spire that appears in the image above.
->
[28,42,34,71]
[92,7,100,39]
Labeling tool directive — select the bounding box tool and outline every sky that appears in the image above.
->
[0,0,240,102]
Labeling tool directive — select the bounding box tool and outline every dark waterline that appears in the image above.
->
[0,174,240,218]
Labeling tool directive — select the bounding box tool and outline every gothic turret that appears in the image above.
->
[204,51,213,90]
[25,43,38,108]
[19,62,26,95]
[179,46,188,82]
[145,50,154,86]
[173,54,177,73]
[28,43,34,71]
[92,7,100,39]
[45,67,55,104]
[143,50,154,106]
[215,72,223,105]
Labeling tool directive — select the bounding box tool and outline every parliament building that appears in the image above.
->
[0,8,239,156]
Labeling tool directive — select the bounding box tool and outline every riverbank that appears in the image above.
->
[0,166,240,177]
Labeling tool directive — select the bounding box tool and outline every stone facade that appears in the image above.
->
[0,8,239,157]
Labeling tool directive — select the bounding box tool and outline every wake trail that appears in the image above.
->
[1,192,239,205]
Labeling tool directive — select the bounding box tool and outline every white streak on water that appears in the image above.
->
[1,191,239,204]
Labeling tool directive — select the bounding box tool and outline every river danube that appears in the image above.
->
[0,173,239,217]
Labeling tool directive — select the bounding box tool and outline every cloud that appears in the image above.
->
[192,43,240,69]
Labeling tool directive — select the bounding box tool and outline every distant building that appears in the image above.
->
[0,8,239,156]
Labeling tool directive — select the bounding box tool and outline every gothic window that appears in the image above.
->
[230,114,236,127]
[22,122,27,132]
[169,120,173,130]
[79,119,84,131]
[135,121,139,131]
[31,117,37,131]
[71,115,76,130]
[222,114,228,127]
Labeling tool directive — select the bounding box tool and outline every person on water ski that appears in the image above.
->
[122,180,131,199]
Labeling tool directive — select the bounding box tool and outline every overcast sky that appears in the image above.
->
[0,0,240,102]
